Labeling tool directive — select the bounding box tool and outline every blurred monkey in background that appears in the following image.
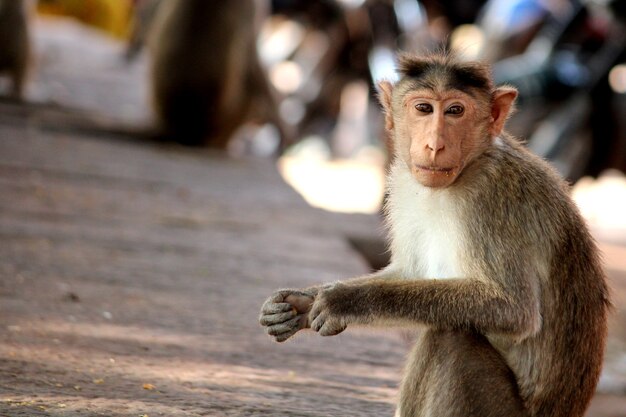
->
[148,0,286,149]
[0,0,33,99]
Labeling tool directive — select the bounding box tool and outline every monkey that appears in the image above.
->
[147,0,287,149]
[259,52,611,417]
[0,0,32,99]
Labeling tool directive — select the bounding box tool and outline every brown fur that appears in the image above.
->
[400,330,527,417]
[148,0,285,147]
[260,52,610,417]
[455,136,609,416]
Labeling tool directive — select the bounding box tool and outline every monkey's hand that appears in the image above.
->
[259,289,315,342]
[309,283,350,337]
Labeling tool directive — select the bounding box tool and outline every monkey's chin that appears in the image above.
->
[413,165,459,188]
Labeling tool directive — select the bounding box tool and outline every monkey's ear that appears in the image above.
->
[377,80,394,131]
[490,87,518,137]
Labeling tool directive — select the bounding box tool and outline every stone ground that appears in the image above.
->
[0,16,625,417]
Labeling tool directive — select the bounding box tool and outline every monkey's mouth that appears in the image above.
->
[415,165,456,175]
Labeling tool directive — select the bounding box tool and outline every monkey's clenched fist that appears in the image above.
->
[309,284,350,336]
[259,289,315,342]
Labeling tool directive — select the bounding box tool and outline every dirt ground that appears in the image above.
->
[0,16,625,417]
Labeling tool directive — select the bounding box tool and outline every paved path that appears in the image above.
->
[0,108,401,416]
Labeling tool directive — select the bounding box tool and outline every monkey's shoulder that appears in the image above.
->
[465,137,575,216]
[457,136,594,258]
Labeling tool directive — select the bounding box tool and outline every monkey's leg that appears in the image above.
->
[398,330,528,417]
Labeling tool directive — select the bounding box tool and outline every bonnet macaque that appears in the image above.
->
[148,0,285,148]
[0,0,32,99]
[259,52,610,417]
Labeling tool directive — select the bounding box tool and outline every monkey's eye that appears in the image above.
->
[446,105,464,115]
[414,103,433,113]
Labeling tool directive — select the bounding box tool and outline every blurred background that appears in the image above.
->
[0,0,626,210]
[1,0,625,218]
[1,0,626,412]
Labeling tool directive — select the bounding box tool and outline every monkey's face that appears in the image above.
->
[378,64,518,189]
[395,89,490,188]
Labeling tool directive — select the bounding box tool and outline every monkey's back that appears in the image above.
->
[148,0,256,146]
[0,1,29,77]
[460,136,610,417]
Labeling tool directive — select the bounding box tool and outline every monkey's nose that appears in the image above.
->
[425,141,445,152]
[425,145,444,163]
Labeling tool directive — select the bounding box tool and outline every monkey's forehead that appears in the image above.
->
[393,77,488,102]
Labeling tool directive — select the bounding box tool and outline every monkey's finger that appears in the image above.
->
[261,302,293,315]
[266,316,301,337]
[318,321,346,337]
[261,290,289,307]
[261,289,300,311]
[309,304,322,324]
[310,314,325,332]
[259,310,297,327]
[274,327,299,343]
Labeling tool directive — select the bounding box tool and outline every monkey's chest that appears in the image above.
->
[391,209,466,280]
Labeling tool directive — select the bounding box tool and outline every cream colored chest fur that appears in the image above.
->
[386,164,466,280]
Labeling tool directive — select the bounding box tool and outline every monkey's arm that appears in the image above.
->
[309,275,541,338]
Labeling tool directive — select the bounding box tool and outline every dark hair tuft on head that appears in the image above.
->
[396,51,493,93]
